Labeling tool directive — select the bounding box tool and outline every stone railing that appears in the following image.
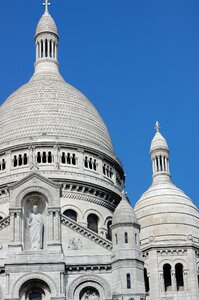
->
[0,216,10,230]
[61,214,112,250]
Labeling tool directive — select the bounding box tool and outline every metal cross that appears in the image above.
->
[155,121,160,132]
[43,0,51,13]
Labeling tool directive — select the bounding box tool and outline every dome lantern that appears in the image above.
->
[34,0,59,74]
[150,122,171,183]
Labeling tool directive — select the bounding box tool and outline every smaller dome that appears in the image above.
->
[150,131,169,152]
[35,12,58,36]
[113,193,138,225]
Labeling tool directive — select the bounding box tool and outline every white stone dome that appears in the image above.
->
[135,181,199,246]
[0,72,114,154]
[35,12,58,36]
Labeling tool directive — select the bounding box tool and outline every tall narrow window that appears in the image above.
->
[18,154,22,166]
[135,233,138,244]
[41,40,43,58]
[175,263,184,291]
[84,156,88,168]
[72,154,76,165]
[126,273,131,289]
[87,214,99,233]
[48,151,52,163]
[163,264,172,292]
[125,232,128,243]
[67,153,71,164]
[24,153,28,165]
[106,220,112,241]
[42,152,46,163]
[115,233,118,245]
[144,268,150,292]
[37,152,41,163]
[2,159,6,170]
[61,152,66,164]
[45,39,48,57]
[14,155,17,167]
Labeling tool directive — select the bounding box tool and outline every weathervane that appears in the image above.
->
[43,0,51,13]
[155,121,160,132]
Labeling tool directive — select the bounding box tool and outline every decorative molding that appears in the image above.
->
[67,274,111,299]
[6,264,65,273]
[61,214,112,250]
[0,215,10,230]
[12,272,58,298]
[62,191,117,211]
[111,222,140,230]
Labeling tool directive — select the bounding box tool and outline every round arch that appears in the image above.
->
[13,185,54,208]
[67,275,111,300]
[12,273,57,298]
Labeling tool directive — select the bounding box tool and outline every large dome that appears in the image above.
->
[0,72,114,154]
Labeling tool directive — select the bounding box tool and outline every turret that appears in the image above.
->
[111,192,145,300]
[34,0,60,74]
[150,121,171,183]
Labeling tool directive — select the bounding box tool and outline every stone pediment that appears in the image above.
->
[9,172,60,191]
[9,172,60,208]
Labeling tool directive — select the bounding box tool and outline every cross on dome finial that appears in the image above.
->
[43,0,51,13]
[155,121,161,132]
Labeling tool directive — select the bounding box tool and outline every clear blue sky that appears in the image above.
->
[0,0,198,207]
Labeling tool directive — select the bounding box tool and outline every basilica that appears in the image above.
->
[0,2,198,300]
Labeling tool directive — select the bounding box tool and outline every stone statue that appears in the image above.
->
[29,205,44,249]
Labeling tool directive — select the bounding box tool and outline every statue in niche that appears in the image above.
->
[28,205,44,249]
[80,289,99,300]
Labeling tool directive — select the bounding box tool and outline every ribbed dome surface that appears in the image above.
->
[0,73,114,154]
[150,131,169,152]
[135,182,199,244]
[35,12,58,36]
[113,195,138,224]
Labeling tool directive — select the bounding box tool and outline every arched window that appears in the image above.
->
[19,154,22,166]
[125,232,128,243]
[24,153,28,165]
[48,151,52,163]
[37,152,41,163]
[72,154,76,165]
[67,153,71,164]
[41,40,44,58]
[126,273,131,289]
[2,159,6,170]
[14,155,17,167]
[87,214,99,233]
[175,263,184,291]
[163,264,172,292]
[63,209,77,222]
[84,156,88,168]
[144,268,150,293]
[42,152,46,163]
[106,220,112,241]
[61,152,66,164]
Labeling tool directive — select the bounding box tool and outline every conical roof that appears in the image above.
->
[35,11,58,36]
[113,193,138,225]
[150,131,169,152]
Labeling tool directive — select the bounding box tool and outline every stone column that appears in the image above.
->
[48,210,54,241]
[10,211,15,242]
[171,269,176,291]
[77,148,84,173]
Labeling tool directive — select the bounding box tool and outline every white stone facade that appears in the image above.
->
[0,4,198,300]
